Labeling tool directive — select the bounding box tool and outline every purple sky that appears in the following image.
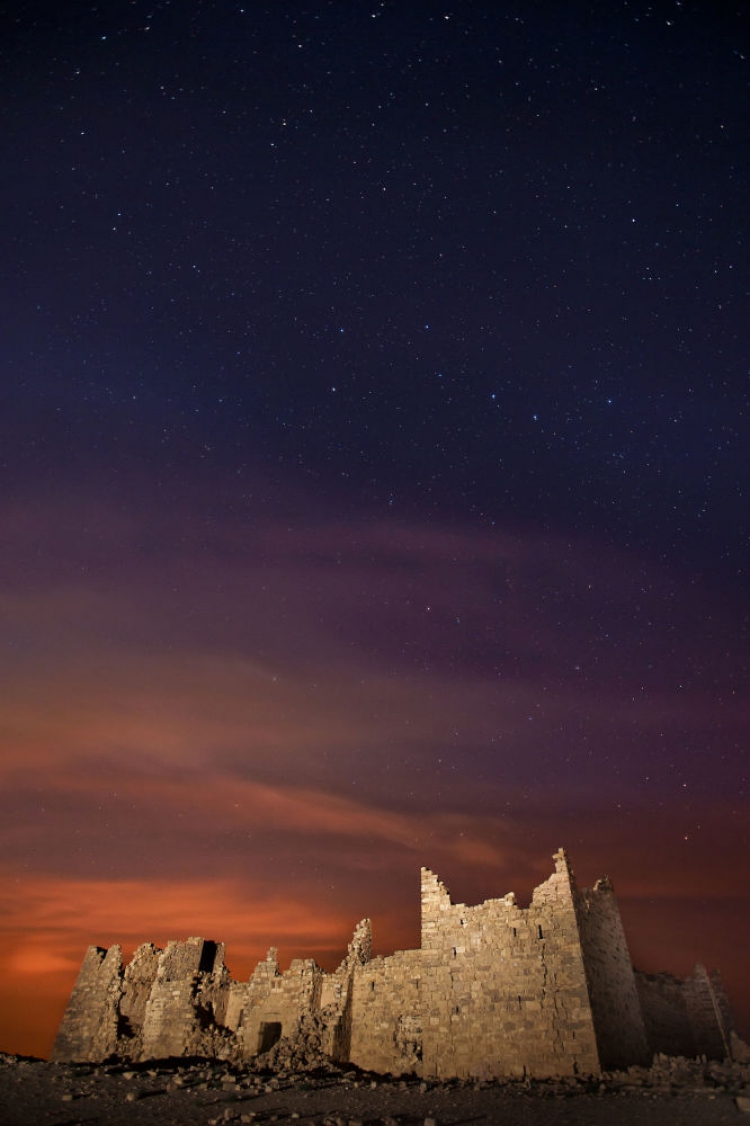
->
[0,0,747,1056]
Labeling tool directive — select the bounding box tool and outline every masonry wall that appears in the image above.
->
[237,950,323,1059]
[575,877,650,1068]
[415,851,601,1080]
[53,938,237,1064]
[233,920,373,1065]
[139,937,232,1060]
[636,971,696,1057]
[51,851,735,1075]
[139,938,204,1059]
[635,964,734,1060]
[348,951,423,1074]
[682,965,732,1059]
[52,945,122,1063]
[119,943,161,1058]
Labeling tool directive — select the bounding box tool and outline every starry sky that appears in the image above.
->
[1,0,748,1057]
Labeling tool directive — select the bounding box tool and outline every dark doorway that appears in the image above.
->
[199,941,219,973]
[257,1021,282,1054]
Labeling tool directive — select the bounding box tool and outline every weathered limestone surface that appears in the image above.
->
[52,945,122,1063]
[410,851,601,1079]
[139,938,232,1060]
[51,850,738,1079]
[349,949,423,1075]
[119,942,160,1055]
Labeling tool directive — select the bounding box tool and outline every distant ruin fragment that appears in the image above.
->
[52,850,736,1079]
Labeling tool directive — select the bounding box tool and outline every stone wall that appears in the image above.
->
[119,943,160,1057]
[574,873,650,1068]
[51,851,737,1076]
[635,964,734,1061]
[348,950,423,1074]
[139,938,228,1059]
[52,938,235,1063]
[636,970,697,1057]
[683,965,733,1059]
[237,950,323,1060]
[52,945,122,1063]
[412,853,601,1079]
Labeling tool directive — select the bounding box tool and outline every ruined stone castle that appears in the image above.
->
[52,850,735,1079]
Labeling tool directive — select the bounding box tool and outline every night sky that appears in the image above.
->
[1,0,748,1058]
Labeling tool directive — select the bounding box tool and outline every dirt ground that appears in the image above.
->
[1,1054,749,1126]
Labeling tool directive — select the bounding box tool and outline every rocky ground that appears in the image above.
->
[1,1053,749,1126]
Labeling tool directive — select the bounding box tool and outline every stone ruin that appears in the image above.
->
[52,849,737,1079]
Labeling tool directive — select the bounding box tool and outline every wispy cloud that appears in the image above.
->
[0,492,747,1055]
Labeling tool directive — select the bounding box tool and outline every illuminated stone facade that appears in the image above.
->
[52,850,734,1078]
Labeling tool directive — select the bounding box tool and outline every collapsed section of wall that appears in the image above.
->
[235,949,325,1062]
[139,938,231,1059]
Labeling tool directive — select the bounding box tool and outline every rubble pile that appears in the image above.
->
[260,1009,343,1072]
[605,1051,750,1096]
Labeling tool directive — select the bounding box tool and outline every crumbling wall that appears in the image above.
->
[414,851,601,1080]
[682,965,733,1059]
[575,874,650,1068]
[237,919,373,1066]
[140,938,232,1060]
[51,852,735,1077]
[52,945,123,1063]
[324,917,373,1063]
[118,943,161,1058]
[223,980,251,1033]
[635,965,733,1060]
[348,950,423,1075]
[636,970,697,1057]
[237,949,323,1060]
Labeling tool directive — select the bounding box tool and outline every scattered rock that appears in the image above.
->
[1,1051,749,1126]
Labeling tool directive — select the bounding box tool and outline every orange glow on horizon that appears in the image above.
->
[0,872,362,1059]
[2,809,749,1060]
[0,507,747,1057]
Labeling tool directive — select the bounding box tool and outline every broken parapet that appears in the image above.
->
[52,937,234,1064]
[52,852,738,1079]
[403,850,603,1079]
